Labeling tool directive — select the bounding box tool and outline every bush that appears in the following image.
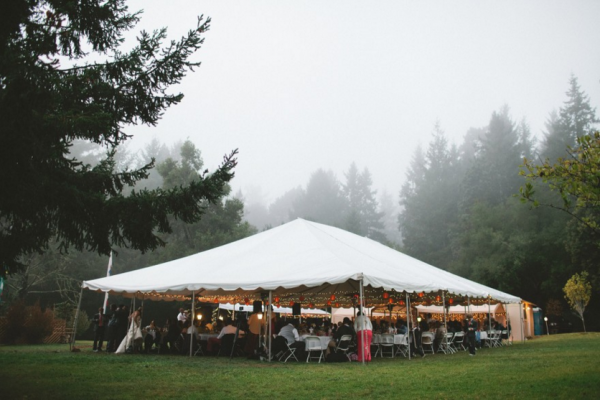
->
[75,310,90,338]
[1,300,27,344]
[23,301,54,344]
[1,301,55,344]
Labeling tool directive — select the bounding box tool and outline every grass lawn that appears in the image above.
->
[1,333,599,399]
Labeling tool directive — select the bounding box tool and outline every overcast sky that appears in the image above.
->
[123,0,600,205]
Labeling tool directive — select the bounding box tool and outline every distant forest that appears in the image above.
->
[2,76,598,332]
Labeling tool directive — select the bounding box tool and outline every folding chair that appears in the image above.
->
[452,332,466,351]
[421,332,435,354]
[439,332,455,354]
[217,334,240,357]
[483,330,497,348]
[280,341,299,362]
[395,334,409,357]
[335,335,353,354]
[305,336,324,363]
[379,334,395,358]
[372,334,382,357]
[190,334,204,356]
[490,330,501,348]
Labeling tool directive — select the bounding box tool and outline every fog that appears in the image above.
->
[123,0,600,208]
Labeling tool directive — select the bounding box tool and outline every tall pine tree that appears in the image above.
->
[0,1,237,276]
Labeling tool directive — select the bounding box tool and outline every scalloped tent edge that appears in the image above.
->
[82,218,521,304]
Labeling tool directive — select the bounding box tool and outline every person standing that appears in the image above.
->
[177,308,187,326]
[466,314,478,356]
[354,311,373,362]
[245,311,264,358]
[116,304,129,347]
[92,307,107,352]
[116,307,143,354]
[105,304,118,352]
[412,318,425,357]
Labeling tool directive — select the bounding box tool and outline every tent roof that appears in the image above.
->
[83,218,520,303]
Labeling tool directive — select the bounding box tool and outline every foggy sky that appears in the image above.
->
[123,0,600,205]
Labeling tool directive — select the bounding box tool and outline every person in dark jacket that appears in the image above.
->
[105,304,118,352]
[466,314,478,356]
[116,304,129,347]
[92,307,108,352]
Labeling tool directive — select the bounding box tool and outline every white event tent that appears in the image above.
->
[80,218,522,359]
[83,218,520,302]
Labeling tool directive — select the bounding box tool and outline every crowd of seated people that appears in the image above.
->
[131,308,511,360]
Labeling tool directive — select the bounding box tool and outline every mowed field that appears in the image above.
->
[1,333,599,400]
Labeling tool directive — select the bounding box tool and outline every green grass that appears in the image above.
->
[1,333,599,399]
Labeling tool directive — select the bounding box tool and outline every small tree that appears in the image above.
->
[563,271,592,332]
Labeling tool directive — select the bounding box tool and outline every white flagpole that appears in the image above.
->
[103,252,113,313]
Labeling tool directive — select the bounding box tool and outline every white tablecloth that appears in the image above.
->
[199,334,218,341]
[394,334,408,345]
[299,335,332,350]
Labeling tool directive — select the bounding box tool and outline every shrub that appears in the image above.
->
[23,301,54,344]
[1,300,27,344]
[1,301,55,344]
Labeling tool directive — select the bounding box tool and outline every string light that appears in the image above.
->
[129,288,507,311]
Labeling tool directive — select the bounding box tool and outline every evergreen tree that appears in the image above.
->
[542,75,598,162]
[463,106,526,205]
[379,189,402,246]
[0,1,237,276]
[290,169,346,227]
[399,123,461,268]
[153,140,255,259]
[269,187,304,226]
[341,163,385,240]
[450,197,572,307]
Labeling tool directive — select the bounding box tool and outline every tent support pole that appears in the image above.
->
[359,278,365,366]
[406,292,411,360]
[442,291,447,331]
[141,294,145,328]
[505,302,511,343]
[488,297,492,333]
[521,302,525,343]
[268,291,273,362]
[190,291,195,357]
[467,296,471,314]
[70,284,84,350]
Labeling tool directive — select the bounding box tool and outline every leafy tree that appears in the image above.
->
[563,271,592,332]
[521,132,600,235]
[0,1,237,276]
[450,197,571,306]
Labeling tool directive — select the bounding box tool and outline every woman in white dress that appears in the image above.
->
[115,307,143,354]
